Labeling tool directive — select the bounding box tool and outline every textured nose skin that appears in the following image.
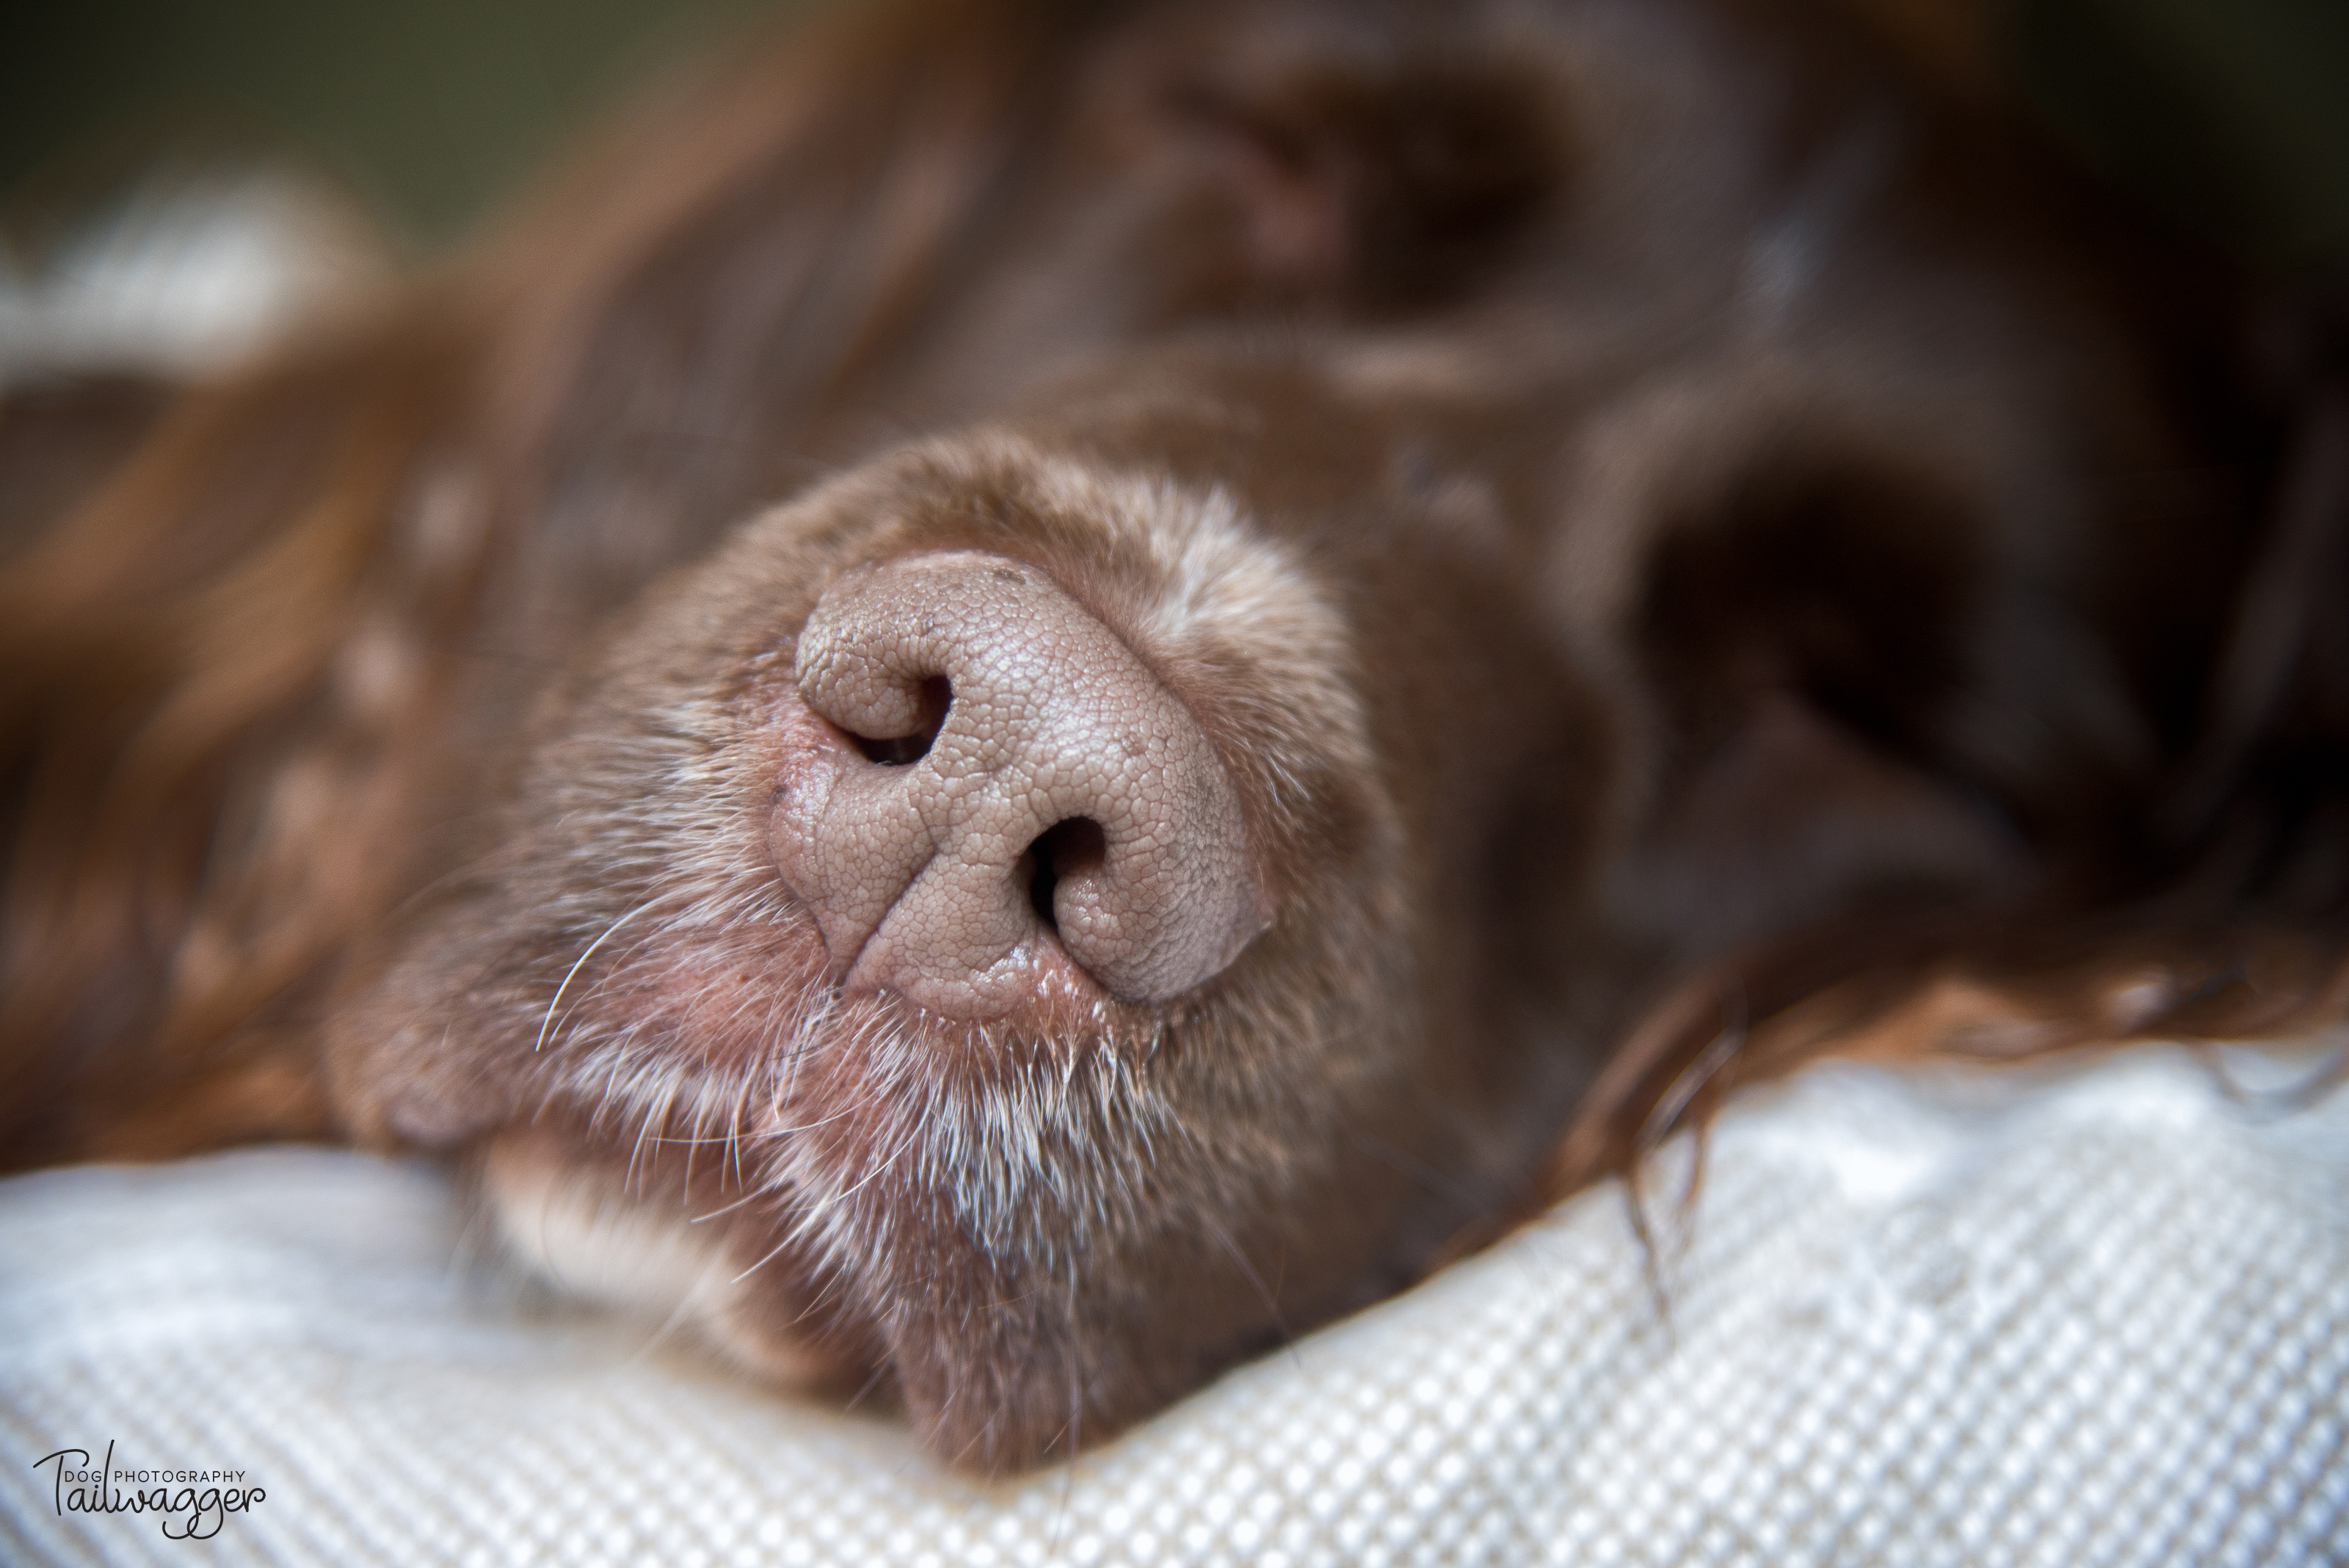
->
[770,551,1268,1019]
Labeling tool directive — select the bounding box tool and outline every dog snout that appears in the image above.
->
[770,550,1269,1019]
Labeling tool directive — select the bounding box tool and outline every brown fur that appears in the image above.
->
[3,0,2343,1472]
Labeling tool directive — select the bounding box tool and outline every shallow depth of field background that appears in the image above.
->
[1,0,2345,268]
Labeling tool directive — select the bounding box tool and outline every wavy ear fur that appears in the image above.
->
[1546,336,2349,1207]
[0,0,1092,1167]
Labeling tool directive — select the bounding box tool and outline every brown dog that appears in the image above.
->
[2,0,2342,1472]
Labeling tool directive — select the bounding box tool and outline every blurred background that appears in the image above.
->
[1,0,774,253]
[0,0,2342,382]
[0,0,779,381]
[2,0,2342,262]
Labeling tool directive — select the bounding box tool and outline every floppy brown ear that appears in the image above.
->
[0,0,1108,1169]
[0,375,176,557]
[0,322,469,1169]
[1509,440,2151,1209]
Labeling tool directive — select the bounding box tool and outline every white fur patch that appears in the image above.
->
[482,1133,837,1385]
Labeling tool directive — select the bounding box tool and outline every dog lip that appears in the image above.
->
[810,936,1134,1056]
[837,921,1108,1023]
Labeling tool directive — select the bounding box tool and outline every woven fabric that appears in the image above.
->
[3,1043,2344,1567]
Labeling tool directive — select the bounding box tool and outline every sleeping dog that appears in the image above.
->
[3,0,2342,1471]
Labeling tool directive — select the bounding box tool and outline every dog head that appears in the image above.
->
[5,0,2265,1470]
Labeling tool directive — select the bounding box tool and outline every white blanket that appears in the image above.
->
[4,1042,2344,1567]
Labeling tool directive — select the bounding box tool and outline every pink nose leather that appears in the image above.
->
[769,551,1268,1020]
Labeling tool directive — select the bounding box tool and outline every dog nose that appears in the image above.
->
[770,551,1268,1020]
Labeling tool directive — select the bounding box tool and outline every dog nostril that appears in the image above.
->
[1024,817,1108,933]
[781,551,1269,1015]
[846,676,951,766]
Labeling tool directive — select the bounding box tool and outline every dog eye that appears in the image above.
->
[1638,454,1980,754]
[1144,42,1566,309]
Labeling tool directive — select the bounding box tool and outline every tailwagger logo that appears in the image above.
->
[32,1442,266,1542]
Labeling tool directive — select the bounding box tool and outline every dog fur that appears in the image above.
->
[4,0,2345,1472]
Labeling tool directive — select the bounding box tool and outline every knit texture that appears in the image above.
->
[4,1042,2344,1567]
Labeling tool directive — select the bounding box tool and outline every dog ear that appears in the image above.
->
[0,0,1105,1167]
[1608,443,2153,961]
[0,375,175,558]
[1549,408,2349,1205]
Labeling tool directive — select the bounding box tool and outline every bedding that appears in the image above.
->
[4,1041,2342,1567]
